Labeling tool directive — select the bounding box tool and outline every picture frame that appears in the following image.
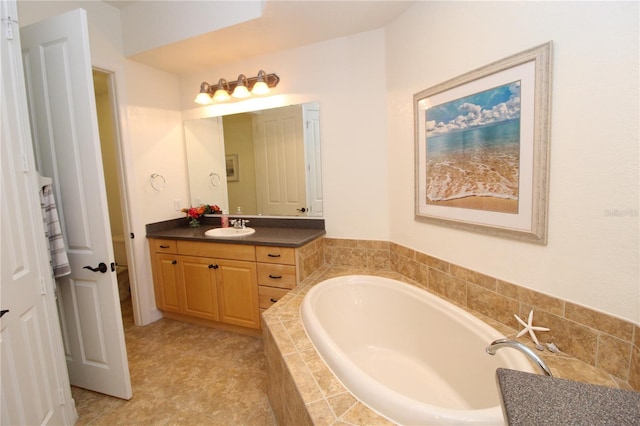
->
[226,154,239,182]
[414,42,552,244]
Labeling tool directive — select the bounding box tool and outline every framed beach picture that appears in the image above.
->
[226,154,239,182]
[414,42,552,244]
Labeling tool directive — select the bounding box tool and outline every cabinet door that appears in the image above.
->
[216,259,260,329]
[153,253,182,313]
[180,256,220,321]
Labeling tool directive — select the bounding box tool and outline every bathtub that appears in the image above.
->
[300,275,536,425]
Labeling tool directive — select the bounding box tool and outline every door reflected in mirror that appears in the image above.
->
[184,102,322,217]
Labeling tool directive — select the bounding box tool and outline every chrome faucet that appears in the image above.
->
[486,338,553,377]
[231,219,250,229]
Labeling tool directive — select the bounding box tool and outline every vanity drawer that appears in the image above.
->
[255,246,295,265]
[152,239,178,254]
[177,240,255,261]
[257,263,296,289]
[258,286,289,309]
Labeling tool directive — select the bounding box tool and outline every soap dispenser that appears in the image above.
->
[221,210,229,228]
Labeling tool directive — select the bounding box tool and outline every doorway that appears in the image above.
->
[93,69,135,325]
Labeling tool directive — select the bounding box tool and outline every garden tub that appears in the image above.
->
[300,275,536,425]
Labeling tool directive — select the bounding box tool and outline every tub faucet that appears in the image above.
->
[486,338,553,377]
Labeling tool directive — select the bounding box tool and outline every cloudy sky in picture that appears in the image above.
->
[426,81,521,136]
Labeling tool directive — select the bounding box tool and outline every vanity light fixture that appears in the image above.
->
[194,82,213,105]
[232,74,250,98]
[194,70,280,104]
[212,79,231,102]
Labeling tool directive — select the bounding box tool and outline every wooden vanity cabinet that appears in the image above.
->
[150,240,182,314]
[179,256,220,321]
[215,259,259,329]
[149,239,260,332]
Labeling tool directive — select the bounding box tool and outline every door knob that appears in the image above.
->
[83,262,108,273]
[296,207,307,213]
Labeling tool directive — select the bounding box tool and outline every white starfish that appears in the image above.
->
[514,309,550,346]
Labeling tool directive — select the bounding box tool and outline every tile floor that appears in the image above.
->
[71,297,276,425]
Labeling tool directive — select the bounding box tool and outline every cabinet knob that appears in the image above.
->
[209,264,219,269]
[172,260,177,265]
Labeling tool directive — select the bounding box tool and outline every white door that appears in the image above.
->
[20,8,132,399]
[254,105,307,215]
[303,103,323,216]
[1,0,75,423]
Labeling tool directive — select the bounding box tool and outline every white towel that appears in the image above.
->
[40,184,71,278]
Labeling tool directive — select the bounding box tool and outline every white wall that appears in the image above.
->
[386,1,639,323]
[179,29,390,239]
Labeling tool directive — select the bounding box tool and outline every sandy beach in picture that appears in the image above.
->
[425,139,520,214]
[429,195,518,213]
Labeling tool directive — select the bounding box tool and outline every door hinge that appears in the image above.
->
[40,277,47,295]
[58,388,65,405]
[2,16,18,40]
[5,18,14,40]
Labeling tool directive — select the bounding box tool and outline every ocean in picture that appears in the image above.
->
[425,81,521,214]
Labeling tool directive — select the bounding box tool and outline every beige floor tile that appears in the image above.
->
[72,297,276,426]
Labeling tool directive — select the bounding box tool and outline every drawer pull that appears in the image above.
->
[270,298,278,303]
[268,274,282,279]
[171,260,177,265]
[267,253,281,258]
[160,245,170,249]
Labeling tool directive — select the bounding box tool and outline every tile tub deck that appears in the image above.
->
[263,266,633,425]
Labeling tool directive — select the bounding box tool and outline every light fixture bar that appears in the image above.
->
[194,70,280,104]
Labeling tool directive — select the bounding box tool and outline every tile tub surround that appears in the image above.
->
[324,238,639,391]
[263,239,639,425]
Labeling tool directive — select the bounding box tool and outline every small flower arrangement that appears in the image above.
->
[203,204,222,214]
[181,204,221,227]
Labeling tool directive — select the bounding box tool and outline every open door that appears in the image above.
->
[1,0,75,423]
[20,8,132,399]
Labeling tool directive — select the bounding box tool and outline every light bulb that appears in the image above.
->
[232,75,250,98]
[232,84,250,98]
[194,92,212,105]
[213,89,230,102]
[194,82,212,104]
[251,81,270,95]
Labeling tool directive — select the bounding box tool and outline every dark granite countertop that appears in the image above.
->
[496,368,640,425]
[145,217,325,248]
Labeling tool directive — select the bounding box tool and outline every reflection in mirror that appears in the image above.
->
[184,102,322,217]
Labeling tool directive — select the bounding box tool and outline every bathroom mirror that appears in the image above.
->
[184,102,323,217]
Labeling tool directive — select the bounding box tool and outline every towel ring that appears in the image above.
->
[150,173,166,191]
[209,172,221,187]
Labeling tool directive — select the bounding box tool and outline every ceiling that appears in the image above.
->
[103,0,415,75]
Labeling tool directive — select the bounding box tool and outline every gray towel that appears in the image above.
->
[40,184,71,278]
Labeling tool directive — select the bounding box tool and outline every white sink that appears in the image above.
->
[204,227,256,238]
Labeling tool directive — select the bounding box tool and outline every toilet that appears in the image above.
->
[112,235,130,302]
